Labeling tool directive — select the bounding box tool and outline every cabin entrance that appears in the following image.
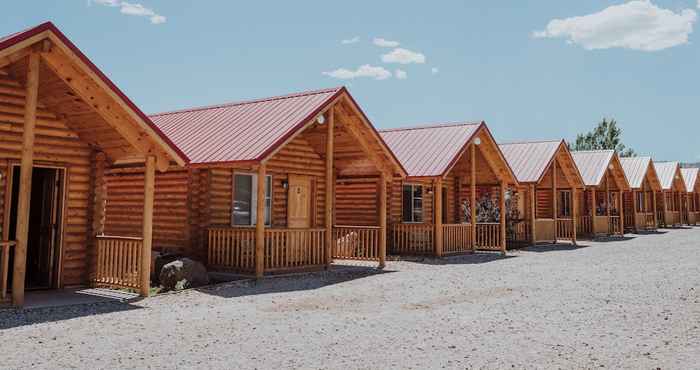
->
[7,165,65,290]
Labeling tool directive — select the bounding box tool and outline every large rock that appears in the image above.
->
[159,258,210,291]
[152,251,183,284]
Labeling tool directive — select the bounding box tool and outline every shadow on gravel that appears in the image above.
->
[593,236,637,243]
[0,301,142,330]
[198,265,393,299]
[521,243,590,253]
[388,252,515,266]
[633,230,668,235]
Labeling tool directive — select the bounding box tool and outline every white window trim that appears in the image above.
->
[402,183,424,223]
[232,172,272,227]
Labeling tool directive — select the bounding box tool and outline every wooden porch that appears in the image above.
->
[0,23,186,306]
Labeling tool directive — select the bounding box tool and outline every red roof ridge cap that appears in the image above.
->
[150,86,344,117]
[498,139,563,145]
[378,121,483,133]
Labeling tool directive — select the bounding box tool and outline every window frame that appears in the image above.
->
[402,183,424,223]
[231,172,272,227]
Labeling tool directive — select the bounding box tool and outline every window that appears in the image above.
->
[232,173,272,226]
[402,184,423,222]
[558,190,571,218]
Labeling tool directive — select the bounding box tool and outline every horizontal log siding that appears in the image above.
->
[0,74,93,286]
[335,178,378,226]
[103,166,190,255]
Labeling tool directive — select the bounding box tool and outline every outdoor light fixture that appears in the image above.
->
[474,137,482,145]
[609,164,614,170]
[281,179,289,189]
[316,114,326,125]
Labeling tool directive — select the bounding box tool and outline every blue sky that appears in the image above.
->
[4,1,700,161]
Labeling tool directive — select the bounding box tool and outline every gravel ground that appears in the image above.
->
[1,228,699,369]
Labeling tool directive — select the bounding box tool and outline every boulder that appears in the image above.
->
[159,258,210,291]
[152,251,183,284]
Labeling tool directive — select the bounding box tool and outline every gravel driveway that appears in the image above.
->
[1,228,699,369]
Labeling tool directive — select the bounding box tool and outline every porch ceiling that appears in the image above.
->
[7,57,137,162]
[0,23,187,171]
[302,97,400,178]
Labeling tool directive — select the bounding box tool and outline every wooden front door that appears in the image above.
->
[287,174,312,228]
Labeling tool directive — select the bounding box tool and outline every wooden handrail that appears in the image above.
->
[96,235,143,241]
[333,225,381,229]
[0,241,16,247]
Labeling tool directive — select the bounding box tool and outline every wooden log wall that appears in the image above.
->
[335,177,379,226]
[0,72,93,287]
[0,163,5,239]
[103,165,191,255]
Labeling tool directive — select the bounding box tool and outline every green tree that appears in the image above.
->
[571,118,635,157]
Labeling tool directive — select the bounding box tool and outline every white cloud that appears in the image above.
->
[394,69,407,79]
[381,48,426,64]
[341,36,360,45]
[323,64,392,80]
[373,38,400,47]
[533,1,697,51]
[431,67,439,75]
[89,0,167,24]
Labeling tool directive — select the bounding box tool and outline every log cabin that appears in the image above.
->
[571,150,631,238]
[652,162,686,228]
[619,157,661,232]
[103,87,407,277]
[378,122,518,256]
[498,140,585,247]
[0,23,188,306]
[680,167,699,226]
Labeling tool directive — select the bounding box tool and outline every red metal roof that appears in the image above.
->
[379,122,482,178]
[150,87,345,165]
[653,161,684,191]
[681,168,699,193]
[498,140,562,183]
[571,150,616,186]
[619,156,654,189]
[0,22,188,165]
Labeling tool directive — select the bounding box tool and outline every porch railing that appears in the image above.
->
[0,240,16,301]
[475,223,501,251]
[577,216,592,235]
[390,223,433,255]
[644,213,656,229]
[506,221,530,244]
[556,218,575,240]
[93,235,142,290]
[265,229,326,272]
[624,213,635,230]
[442,223,473,254]
[208,228,256,273]
[608,216,622,235]
[333,226,380,261]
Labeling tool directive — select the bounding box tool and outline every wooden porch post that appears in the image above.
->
[12,52,40,306]
[325,106,334,267]
[572,187,577,245]
[139,155,156,297]
[434,178,443,257]
[552,161,557,244]
[605,173,611,235]
[530,184,536,245]
[618,190,624,235]
[255,164,266,278]
[652,191,658,228]
[591,188,597,235]
[470,143,476,250]
[93,152,107,236]
[632,190,637,232]
[499,182,506,255]
[378,172,387,268]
